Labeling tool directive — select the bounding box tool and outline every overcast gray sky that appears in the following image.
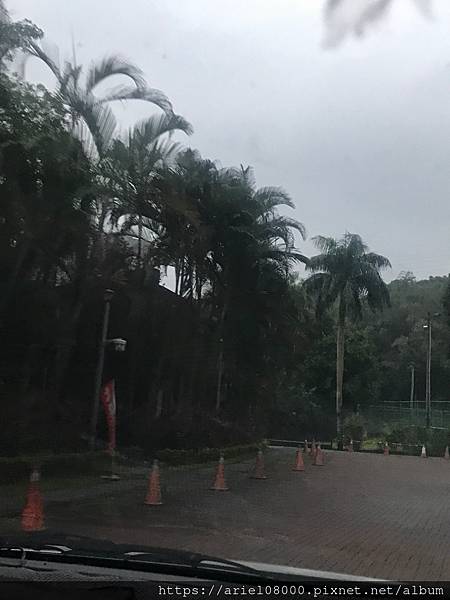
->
[7,0,450,281]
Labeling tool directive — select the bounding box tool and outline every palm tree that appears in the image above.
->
[203,166,308,412]
[19,43,183,274]
[305,233,391,444]
[148,154,308,413]
[22,43,174,158]
[103,112,193,267]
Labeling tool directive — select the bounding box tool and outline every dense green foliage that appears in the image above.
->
[270,272,450,440]
[0,6,309,454]
[1,5,448,456]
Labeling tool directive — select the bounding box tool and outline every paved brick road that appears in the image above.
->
[2,448,450,580]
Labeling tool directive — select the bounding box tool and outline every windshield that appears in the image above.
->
[1,0,450,583]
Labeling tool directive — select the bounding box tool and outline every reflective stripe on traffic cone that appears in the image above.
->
[313,443,324,466]
[251,450,267,480]
[211,455,229,491]
[292,447,305,472]
[145,460,163,505]
[21,469,45,532]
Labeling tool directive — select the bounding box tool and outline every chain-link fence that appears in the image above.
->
[364,401,450,433]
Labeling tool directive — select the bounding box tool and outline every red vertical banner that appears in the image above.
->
[100,379,116,455]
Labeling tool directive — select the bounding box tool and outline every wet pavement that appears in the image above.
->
[2,448,450,580]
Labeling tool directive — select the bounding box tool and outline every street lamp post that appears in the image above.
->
[89,289,114,451]
[423,312,440,430]
[424,313,432,429]
[409,363,415,422]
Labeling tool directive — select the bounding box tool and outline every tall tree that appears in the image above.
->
[104,113,193,268]
[200,165,308,412]
[21,41,174,157]
[305,233,391,444]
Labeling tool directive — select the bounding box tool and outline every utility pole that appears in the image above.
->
[409,363,415,420]
[424,313,432,429]
[89,289,114,450]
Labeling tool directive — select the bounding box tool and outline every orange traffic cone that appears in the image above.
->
[292,447,305,472]
[21,469,45,532]
[211,455,229,491]
[383,442,389,456]
[421,444,427,458]
[145,460,163,505]
[444,446,449,460]
[348,439,354,452]
[251,450,267,480]
[313,443,324,466]
[304,440,309,454]
[310,439,317,460]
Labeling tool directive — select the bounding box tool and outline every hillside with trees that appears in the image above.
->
[268,272,450,441]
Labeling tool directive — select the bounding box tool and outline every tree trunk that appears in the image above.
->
[137,214,143,266]
[47,243,91,411]
[215,291,229,413]
[175,376,184,415]
[215,344,224,413]
[336,297,346,449]
[154,388,163,419]
[184,336,200,416]
[175,262,180,295]
[0,237,31,320]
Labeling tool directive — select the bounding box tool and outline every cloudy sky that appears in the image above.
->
[7,0,450,281]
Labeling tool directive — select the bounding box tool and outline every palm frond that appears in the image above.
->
[85,55,146,93]
[263,215,306,240]
[345,232,367,256]
[307,232,391,319]
[28,41,62,82]
[355,266,391,311]
[0,0,9,22]
[350,288,363,319]
[239,165,256,188]
[41,39,60,71]
[132,113,192,147]
[261,249,309,265]
[289,251,310,265]
[253,186,295,212]
[74,100,117,157]
[303,271,338,316]
[312,235,338,254]
[59,62,78,95]
[96,84,174,115]
[364,252,391,270]
[152,138,183,164]
[306,253,335,273]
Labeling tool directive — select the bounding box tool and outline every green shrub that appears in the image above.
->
[426,429,450,457]
[157,442,264,466]
[131,413,259,454]
[385,426,450,456]
[343,414,366,443]
[386,425,427,447]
